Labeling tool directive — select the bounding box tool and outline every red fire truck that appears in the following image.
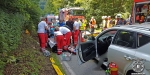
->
[58,7,85,22]
[132,0,150,24]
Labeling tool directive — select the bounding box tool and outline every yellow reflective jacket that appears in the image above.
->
[80,20,87,30]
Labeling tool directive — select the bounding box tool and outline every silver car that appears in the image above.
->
[77,25,150,75]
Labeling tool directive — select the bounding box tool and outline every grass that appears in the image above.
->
[2,34,57,75]
[50,52,67,75]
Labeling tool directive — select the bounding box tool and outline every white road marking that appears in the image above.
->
[63,61,76,75]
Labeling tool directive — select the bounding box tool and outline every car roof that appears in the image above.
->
[111,25,150,35]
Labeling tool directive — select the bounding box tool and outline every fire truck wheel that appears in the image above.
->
[126,70,136,75]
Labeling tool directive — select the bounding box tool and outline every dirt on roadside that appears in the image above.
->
[3,34,57,75]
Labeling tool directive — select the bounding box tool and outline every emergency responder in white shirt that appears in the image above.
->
[73,18,81,46]
[37,17,50,57]
[58,26,72,50]
[37,17,48,51]
[54,27,64,55]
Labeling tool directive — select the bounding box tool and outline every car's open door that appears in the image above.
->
[76,31,96,64]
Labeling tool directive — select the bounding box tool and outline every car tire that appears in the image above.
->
[126,70,136,75]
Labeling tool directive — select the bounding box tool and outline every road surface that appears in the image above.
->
[58,54,106,75]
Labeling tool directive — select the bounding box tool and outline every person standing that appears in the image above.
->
[107,16,113,28]
[37,17,48,52]
[78,19,82,31]
[89,16,96,34]
[73,18,81,46]
[126,15,132,25]
[102,16,107,30]
[58,20,65,27]
[82,19,87,35]
[78,19,84,41]
[58,26,72,50]
[117,18,126,25]
[54,27,64,55]
[66,18,74,31]
[103,17,108,30]
[66,18,74,44]
[80,19,87,31]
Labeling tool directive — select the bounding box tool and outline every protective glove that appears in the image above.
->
[43,50,50,57]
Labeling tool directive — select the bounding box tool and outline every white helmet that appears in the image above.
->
[116,14,122,18]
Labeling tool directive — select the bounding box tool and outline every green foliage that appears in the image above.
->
[0,9,24,52]
[77,0,133,23]
[18,49,42,75]
[45,0,133,24]
[0,0,42,52]
[0,9,24,74]
[43,0,61,15]
[0,60,5,74]
[0,0,42,74]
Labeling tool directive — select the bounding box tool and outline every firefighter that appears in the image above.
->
[57,26,72,50]
[102,16,107,29]
[83,19,87,31]
[89,16,96,34]
[54,27,64,55]
[107,16,113,28]
[73,18,81,46]
[80,19,86,31]
[79,19,87,42]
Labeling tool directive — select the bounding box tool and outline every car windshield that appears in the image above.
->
[70,10,84,16]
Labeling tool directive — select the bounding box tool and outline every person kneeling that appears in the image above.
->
[54,27,64,55]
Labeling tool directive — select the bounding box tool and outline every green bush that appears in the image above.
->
[0,9,24,53]
[0,0,42,74]
[0,9,25,75]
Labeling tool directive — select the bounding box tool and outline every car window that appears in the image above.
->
[98,30,117,41]
[113,30,136,48]
[137,33,150,47]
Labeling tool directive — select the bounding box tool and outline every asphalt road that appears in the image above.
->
[58,53,106,75]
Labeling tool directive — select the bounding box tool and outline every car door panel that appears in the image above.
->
[77,29,118,64]
[135,33,150,70]
[108,30,136,74]
[108,45,136,73]
[77,31,96,63]
[80,42,96,61]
